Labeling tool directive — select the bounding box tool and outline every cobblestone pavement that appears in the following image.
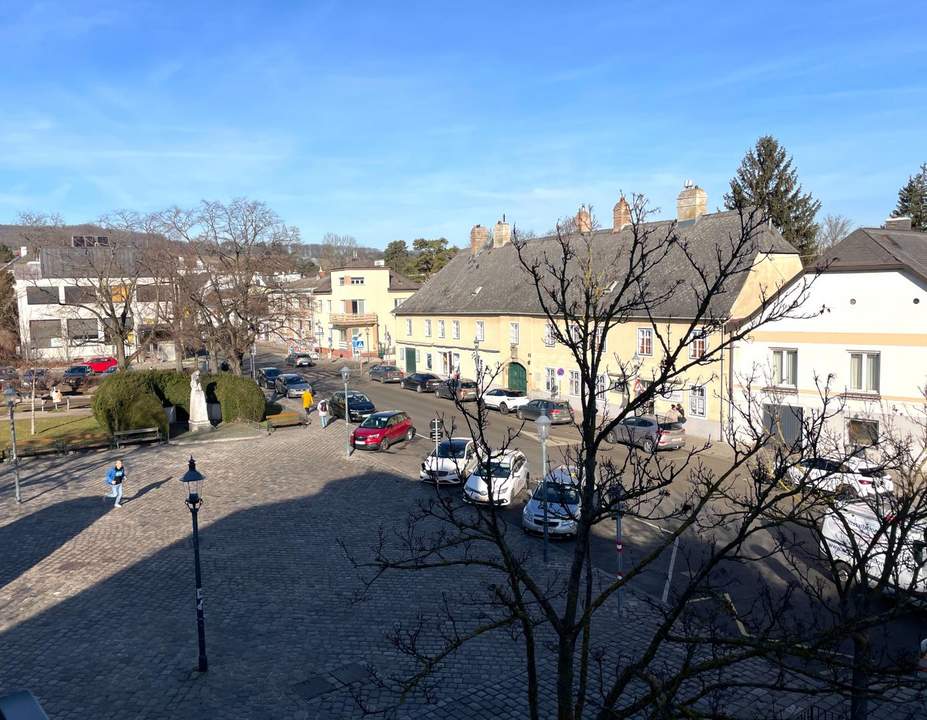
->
[0,421,923,719]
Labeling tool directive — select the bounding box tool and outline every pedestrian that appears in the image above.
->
[301,387,315,425]
[675,403,687,423]
[105,459,126,508]
[664,404,681,423]
[50,385,63,409]
[318,398,330,429]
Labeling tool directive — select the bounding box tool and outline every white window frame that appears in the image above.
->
[452,352,461,372]
[350,276,364,285]
[426,352,433,370]
[545,367,557,394]
[452,320,460,340]
[405,319,412,337]
[596,374,607,396]
[510,321,520,346]
[569,370,580,396]
[689,386,707,417]
[637,328,653,356]
[475,321,485,343]
[849,351,880,394]
[438,320,445,339]
[771,348,798,387]
[424,319,432,338]
[543,323,556,347]
[688,328,708,359]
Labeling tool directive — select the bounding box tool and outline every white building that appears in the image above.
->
[730,218,927,461]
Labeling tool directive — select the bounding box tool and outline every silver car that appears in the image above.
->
[275,373,312,398]
[521,465,582,538]
[606,415,685,452]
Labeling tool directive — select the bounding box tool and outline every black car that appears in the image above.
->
[258,367,281,389]
[515,399,575,424]
[369,364,403,383]
[62,364,93,391]
[400,372,442,393]
[329,390,376,422]
[435,378,479,402]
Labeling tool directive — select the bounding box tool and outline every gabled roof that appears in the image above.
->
[817,227,927,284]
[301,269,419,295]
[14,247,143,280]
[395,210,796,320]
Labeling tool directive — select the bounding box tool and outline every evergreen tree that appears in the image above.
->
[892,162,927,231]
[412,237,456,280]
[725,135,821,264]
[383,239,412,275]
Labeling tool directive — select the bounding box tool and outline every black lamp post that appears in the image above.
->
[180,455,208,672]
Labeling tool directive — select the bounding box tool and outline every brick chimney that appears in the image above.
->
[885,216,913,231]
[576,205,592,233]
[676,180,708,221]
[613,196,631,232]
[470,224,490,256]
[493,216,511,248]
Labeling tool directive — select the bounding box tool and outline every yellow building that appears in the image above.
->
[394,185,802,440]
[309,259,419,359]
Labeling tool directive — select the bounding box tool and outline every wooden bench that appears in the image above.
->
[265,411,306,434]
[112,427,163,448]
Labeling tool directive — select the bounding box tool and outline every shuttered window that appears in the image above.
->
[26,287,59,305]
[63,285,96,304]
[67,318,99,342]
[30,320,62,348]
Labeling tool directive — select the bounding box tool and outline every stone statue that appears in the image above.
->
[189,370,211,432]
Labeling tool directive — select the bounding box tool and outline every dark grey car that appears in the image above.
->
[435,379,479,402]
[516,399,574,424]
[258,367,281,389]
[274,373,312,398]
[401,373,442,393]
[369,364,403,383]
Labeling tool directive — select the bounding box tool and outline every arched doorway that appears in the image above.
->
[507,362,527,393]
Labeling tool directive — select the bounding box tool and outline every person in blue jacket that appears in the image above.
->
[105,459,126,508]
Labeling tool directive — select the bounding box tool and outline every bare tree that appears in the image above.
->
[819,214,854,250]
[346,199,927,719]
[319,232,359,269]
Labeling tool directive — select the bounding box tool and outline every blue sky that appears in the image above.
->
[1,1,925,248]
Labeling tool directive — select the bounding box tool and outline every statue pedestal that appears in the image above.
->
[189,419,213,433]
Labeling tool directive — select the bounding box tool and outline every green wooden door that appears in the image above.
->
[405,347,417,374]
[508,363,527,393]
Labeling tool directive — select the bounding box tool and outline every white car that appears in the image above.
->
[463,449,530,506]
[786,456,893,499]
[820,501,927,597]
[420,437,479,485]
[521,465,582,538]
[480,388,531,415]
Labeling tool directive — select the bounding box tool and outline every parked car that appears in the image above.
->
[101,365,119,375]
[258,367,281,389]
[820,501,926,597]
[606,415,685,452]
[350,411,415,451]
[21,368,48,390]
[0,366,17,381]
[463,449,530,506]
[274,373,313,398]
[329,390,376,422]
[369,364,404,383]
[522,465,582,538]
[285,352,315,368]
[62,364,93,391]
[401,372,442,393]
[481,388,531,414]
[435,378,479,402]
[420,437,480,484]
[85,356,117,373]
[515,399,574,424]
[786,456,894,500]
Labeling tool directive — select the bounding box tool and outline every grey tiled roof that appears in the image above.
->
[396,210,796,320]
[818,227,927,283]
[307,269,420,294]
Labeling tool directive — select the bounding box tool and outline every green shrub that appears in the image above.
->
[124,393,168,435]
[202,373,265,423]
[93,371,154,434]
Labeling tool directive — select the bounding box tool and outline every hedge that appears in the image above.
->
[93,370,266,434]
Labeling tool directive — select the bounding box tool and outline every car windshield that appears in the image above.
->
[858,465,887,478]
[659,422,683,431]
[436,440,469,459]
[263,369,280,378]
[361,415,390,429]
[459,381,477,389]
[474,462,511,478]
[285,376,305,385]
[347,393,370,403]
[533,484,580,505]
[551,403,571,411]
[379,366,399,372]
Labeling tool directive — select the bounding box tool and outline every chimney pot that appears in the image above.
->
[492,218,511,248]
[885,216,913,231]
[576,205,593,233]
[470,224,490,256]
[612,196,631,232]
[677,182,708,221]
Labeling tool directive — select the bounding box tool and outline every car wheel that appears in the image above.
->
[834,561,857,587]
[606,431,618,444]
[835,485,858,502]
[516,409,523,420]
[380,437,390,452]
[416,385,423,393]
[406,428,415,442]
[642,439,655,453]
[499,402,509,414]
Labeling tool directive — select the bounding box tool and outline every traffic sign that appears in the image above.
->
[429,418,443,441]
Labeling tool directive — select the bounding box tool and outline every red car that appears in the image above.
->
[85,356,117,373]
[350,411,416,451]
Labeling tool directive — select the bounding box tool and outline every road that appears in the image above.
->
[251,348,926,664]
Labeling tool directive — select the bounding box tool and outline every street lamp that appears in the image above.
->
[180,456,208,673]
[4,384,20,503]
[536,411,551,563]
[340,366,351,458]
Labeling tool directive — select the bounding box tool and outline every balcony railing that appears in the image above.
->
[330,312,378,327]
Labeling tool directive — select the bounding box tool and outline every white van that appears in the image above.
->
[820,502,927,597]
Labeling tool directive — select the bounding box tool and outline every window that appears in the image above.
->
[63,285,96,304]
[545,367,557,395]
[596,374,608,396]
[424,319,432,337]
[350,276,364,285]
[29,319,61,348]
[67,318,99,343]
[475,321,485,342]
[426,353,433,370]
[438,320,445,339]
[327,300,332,313]
[543,323,556,347]
[452,320,460,340]
[394,298,402,308]
[452,352,461,371]
[405,319,412,336]
[688,329,708,359]
[415,349,421,364]
[339,277,346,286]
[849,352,880,393]
[510,322,519,346]
[637,328,653,356]
[136,284,170,302]
[26,287,59,305]
[689,386,707,417]
[771,348,798,387]
[848,418,879,449]
[569,370,581,396]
